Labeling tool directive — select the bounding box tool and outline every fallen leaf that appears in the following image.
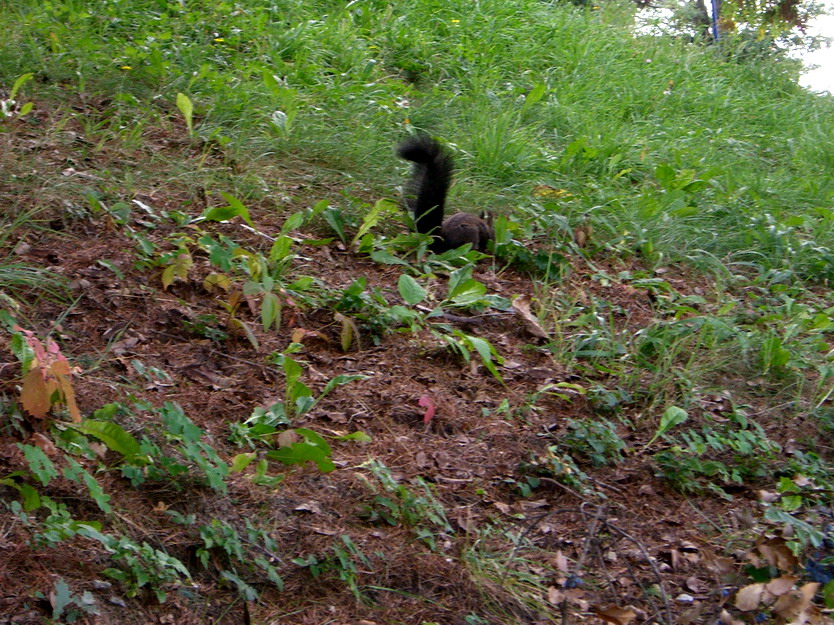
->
[31,432,58,456]
[679,603,706,625]
[554,550,569,574]
[512,295,549,339]
[758,490,780,503]
[593,605,637,625]
[277,430,298,447]
[766,575,798,597]
[290,327,330,345]
[294,501,323,514]
[573,222,592,247]
[793,475,811,487]
[719,609,745,625]
[20,368,52,419]
[757,537,799,571]
[773,582,818,621]
[547,586,564,604]
[493,502,511,515]
[335,312,360,352]
[735,583,765,611]
[702,551,736,576]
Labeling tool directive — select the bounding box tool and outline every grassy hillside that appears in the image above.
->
[3,0,834,623]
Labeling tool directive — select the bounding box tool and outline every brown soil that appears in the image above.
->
[0,105,826,625]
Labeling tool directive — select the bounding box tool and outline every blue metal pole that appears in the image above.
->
[711,0,720,40]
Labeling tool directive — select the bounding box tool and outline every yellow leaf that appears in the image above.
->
[204,272,231,292]
[335,312,360,352]
[162,252,193,289]
[161,264,176,290]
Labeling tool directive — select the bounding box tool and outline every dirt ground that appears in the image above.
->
[1,106,828,625]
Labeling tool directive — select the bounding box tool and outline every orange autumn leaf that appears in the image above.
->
[16,328,82,423]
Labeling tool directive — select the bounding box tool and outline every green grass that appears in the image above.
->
[3,0,833,278]
[4,0,834,621]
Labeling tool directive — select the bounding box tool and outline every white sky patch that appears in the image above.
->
[635,2,834,95]
[798,1,834,94]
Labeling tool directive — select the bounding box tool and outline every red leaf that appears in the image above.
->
[418,395,436,424]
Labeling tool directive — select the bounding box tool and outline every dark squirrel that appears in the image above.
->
[397,136,494,252]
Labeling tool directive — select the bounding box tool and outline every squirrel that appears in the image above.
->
[397,136,494,253]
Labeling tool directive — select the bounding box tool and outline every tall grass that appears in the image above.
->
[2,0,833,277]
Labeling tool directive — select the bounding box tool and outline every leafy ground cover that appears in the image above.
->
[3,0,834,624]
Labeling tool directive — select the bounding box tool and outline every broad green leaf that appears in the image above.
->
[283,357,311,408]
[161,253,192,290]
[63,457,111,513]
[280,212,305,234]
[308,199,329,220]
[294,427,332,455]
[0,478,41,511]
[202,193,254,227]
[176,92,193,134]
[655,163,676,187]
[294,395,316,416]
[269,235,293,262]
[70,420,141,459]
[333,431,372,443]
[261,292,281,331]
[51,578,73,620]
[447,266,473,297]
[319,374,367,398]
[448,280,487,305]
[266,444,335,473]
[398,274,426,305]
[322,207,346,243]
[17,482,41,511]
[369,249,411,266]
[464,335,504,383]
[230,453,256,472]
[523,82,546,110]
[645,406,688,447]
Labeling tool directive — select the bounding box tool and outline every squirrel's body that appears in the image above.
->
[397,136,493,252]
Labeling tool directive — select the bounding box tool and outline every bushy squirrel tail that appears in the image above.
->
[397,136,454,238]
